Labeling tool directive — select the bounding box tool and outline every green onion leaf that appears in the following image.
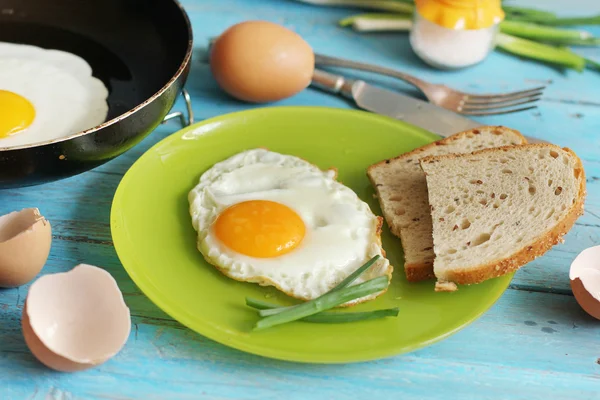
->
[503,5,600,26]
[496,33,586,72]
[586,57,600,71]
[500,20,598,46]
[503,5,557,24]
[246,297,283,310]
[256,302,294,317]
[253,276,389,331]
[339,13,413,32]
[246,298,399,324]
[253,255,382,317]
[542,15,600,27]
[303,307,399,323]
[293,0,414,13]
[329,254,381,292]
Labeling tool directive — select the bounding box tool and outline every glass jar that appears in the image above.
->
[409,0,505,70]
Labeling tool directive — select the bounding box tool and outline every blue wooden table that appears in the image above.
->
[2,1,600,399]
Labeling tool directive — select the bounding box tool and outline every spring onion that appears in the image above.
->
[294,0,414,13]
[500,21,599,46]
[256,255,382,317]
[329,254,381,292]
[496,33,586,72]
[339,13,413,32]
[542,15,600,27]
[253,276,389,330]
[304,308,399,323]
[586,57,600,71]
[246,298,399,323]
[502,5,557,24]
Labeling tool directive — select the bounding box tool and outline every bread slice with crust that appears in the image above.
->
[420,144,586,291]
[367,126,527,282]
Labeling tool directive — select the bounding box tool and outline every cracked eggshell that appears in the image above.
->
[0,208,51,288]
[22,264,131,372]
[570,245,600,320]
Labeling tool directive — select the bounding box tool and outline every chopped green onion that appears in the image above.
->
[253,276,389,331]
[496,33,586,72]
[293,0,414,13]
[246,298,399,323]
[254,255,382,317]
[500,20,598,46]
[339,13,413,32]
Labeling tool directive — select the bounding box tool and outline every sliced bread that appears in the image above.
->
[367,126,527,282]
[420,144,586,290]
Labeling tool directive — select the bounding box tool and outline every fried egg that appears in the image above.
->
[188,149,392,304]
[0,42,109,148]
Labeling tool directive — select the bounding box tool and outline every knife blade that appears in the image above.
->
[310,68,480,137]
[310,68,544,143]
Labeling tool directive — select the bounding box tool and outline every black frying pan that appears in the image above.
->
[0,0,193,188]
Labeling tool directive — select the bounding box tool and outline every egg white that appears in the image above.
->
[188,149,392,304]
[0,42,109,148]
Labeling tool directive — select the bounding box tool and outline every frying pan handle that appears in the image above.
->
[162,89,195,127]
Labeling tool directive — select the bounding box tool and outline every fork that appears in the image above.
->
[314,53,545,116]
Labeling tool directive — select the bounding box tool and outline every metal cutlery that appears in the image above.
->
[311,68,546,144]
[315,53,545,116]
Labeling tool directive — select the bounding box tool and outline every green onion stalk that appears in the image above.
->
[294,0,414,13]
[500,20,600,46]
[253,275,390,331]
[246,255,401,330]
[255,254,382,317]
[246,297,399,324]
[495,33,587,72]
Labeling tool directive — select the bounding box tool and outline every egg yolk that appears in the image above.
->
[0,90,36,139]
[214,200,305,258]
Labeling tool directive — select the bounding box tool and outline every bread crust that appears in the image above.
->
[420,144,586,286]
[367,126,526,175]
[367,126,527,283]
[405,261,434,282]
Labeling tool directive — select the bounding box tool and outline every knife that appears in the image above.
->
[311,68,544,143]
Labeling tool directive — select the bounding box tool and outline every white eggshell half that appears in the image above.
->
[22,264,131,372]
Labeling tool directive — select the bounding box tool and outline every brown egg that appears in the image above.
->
[210,20,315,103]
[22,264,131,372]
[570,245,600,320]
[0,208,51,287]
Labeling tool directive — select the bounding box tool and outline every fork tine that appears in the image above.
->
[460,96,542,112]
[463,89,545,106]
[460,105,538,116]
[461,92,542,107]
[462,86,546,103]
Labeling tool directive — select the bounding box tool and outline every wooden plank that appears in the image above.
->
[1,289,598,400]
[2,0,600,398]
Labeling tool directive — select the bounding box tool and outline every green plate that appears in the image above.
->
[111,106,512,363]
